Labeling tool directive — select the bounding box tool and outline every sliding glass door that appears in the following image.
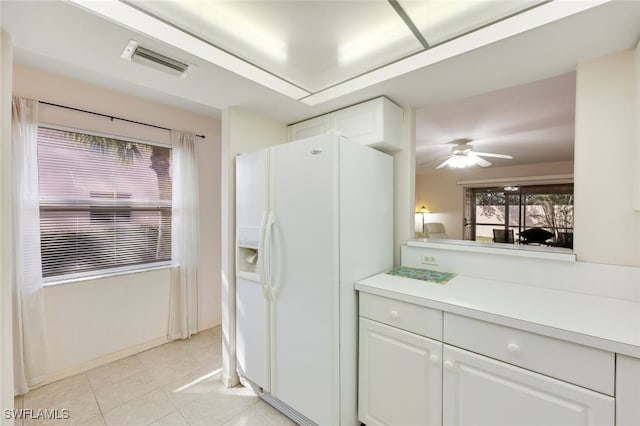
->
[465,184,574,247]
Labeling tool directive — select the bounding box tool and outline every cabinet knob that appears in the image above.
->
[443,361,454,370]
[429,354,439,364]
[507,343,521,354]
[390,310,399,320]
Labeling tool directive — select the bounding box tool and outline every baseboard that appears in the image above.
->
[33,336,170,389]
[32,325,222,390]
[222,372,240,387]
[199,321,221,332]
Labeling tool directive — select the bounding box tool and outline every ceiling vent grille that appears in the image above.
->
[120,40,193,78]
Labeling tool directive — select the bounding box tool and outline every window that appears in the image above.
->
[90,192,132,223]
[37,127,172,279]
[465,183,574,248]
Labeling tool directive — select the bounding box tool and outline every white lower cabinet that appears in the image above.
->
[358,317,442,426]
[358,293,620,426]
[443,345,615,426]
[616,355,640,426]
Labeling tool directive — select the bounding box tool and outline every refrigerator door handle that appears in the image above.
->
[258,211,270,300]
[263,211,276,301]
[269,217,283,300]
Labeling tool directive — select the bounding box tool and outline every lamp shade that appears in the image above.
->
[415,205,430,233]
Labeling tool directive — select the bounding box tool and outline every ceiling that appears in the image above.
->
[2,0,640,169]
[416,71,576,172]
[125,0,543,95]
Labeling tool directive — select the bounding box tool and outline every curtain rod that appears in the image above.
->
[38,101,206,139]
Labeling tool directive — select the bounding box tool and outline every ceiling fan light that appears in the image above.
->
[452,146,472,155]
[449,155,476,168]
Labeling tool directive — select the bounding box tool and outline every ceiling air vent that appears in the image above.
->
[120,40,193,78]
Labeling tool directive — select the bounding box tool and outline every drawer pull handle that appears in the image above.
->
[444,361,454,370]
[507,343,521,354]
[390,310,399,319]
[429,354,439,364]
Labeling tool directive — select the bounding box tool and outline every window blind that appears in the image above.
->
[37,127,172,278]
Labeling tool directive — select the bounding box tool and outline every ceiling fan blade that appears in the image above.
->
[417,154,449,167]
[469,152,491,167]
[415,144,449,151]
[435,158,452,169]
[474,151,513,159]
[474,156,492,167]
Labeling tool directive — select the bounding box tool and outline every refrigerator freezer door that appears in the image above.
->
[269,134,340,426]
[235,150,270,391]
[236,276,269,390]
[235,150,268,235]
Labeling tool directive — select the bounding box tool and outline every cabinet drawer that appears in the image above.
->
[360,292,442,340]
[444,313,615,395]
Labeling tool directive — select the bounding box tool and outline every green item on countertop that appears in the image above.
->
[386,266,456,284]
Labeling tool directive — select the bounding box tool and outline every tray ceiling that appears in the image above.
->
[65,0,606,105]
[127,0,542,94]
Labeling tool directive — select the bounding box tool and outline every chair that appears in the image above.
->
[555,232,574,249]
[492,228,514,243]
[425,222,448,239]
[518,227,554,246]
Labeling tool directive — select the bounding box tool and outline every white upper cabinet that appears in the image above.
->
[287,115,331,141]
[288,97,403,152]
[331,97,403,152]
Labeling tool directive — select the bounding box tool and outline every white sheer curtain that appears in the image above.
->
[168,130,200,340]
[12,96,48,394]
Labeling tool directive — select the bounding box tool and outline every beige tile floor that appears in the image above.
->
[13,326,295,426]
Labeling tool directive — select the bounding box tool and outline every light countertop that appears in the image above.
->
[356,272,640,358]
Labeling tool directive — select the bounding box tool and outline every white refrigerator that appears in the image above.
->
[235,132,393,425]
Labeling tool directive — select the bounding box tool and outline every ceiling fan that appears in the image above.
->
[434,138,513,169]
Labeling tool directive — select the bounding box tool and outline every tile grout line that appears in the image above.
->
[22,326,293,426]
[82,370,107,425]
[84,372,107,425]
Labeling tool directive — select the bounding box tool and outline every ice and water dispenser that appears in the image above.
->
[237,226,260,276]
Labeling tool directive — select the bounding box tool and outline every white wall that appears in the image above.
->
[574,50,640,266]
[0,29,15,425]
[12,65,222,381]
[633,41,640,211]
[220,107,286,386]
[43,270,171,380]
[393,108,416,266]
[416,161,574,239]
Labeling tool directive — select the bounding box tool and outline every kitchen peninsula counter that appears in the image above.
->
[356,269,640,357]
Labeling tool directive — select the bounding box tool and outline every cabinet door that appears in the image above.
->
[359,318,442,426]
[332,100,382,146]
[443,345,614,426]
[331,98,402,152]
[616,354,640,426]
[288,115,330,141]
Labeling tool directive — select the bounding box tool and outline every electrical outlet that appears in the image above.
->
[421,255,437,265]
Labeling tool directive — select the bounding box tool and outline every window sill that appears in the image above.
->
[43,261,173,287]
[407,239,576,262]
